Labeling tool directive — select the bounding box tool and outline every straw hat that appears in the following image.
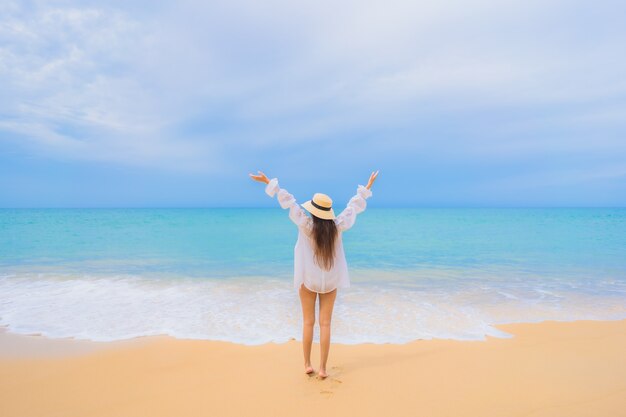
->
[302,193,336,220]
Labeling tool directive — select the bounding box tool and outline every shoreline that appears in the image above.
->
[2,316,626,353]
[3,267,626,345]
[1,318,626,416]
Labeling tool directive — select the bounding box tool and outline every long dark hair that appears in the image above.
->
[311,214,338,271]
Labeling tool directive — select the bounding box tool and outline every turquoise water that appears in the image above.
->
[1,208,625,344]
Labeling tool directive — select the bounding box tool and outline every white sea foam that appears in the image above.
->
[1,271,626,345]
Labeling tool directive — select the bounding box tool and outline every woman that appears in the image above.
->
[249,170,379,378]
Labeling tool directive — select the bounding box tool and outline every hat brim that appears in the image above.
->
[302,201,336,220]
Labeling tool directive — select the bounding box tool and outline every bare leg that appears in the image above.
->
[299,283,317,374]
[318,288,337,378]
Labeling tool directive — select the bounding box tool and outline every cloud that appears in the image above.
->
[1,0,625,176]
[0,1,217,171]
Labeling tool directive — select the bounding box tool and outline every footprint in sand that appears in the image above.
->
[317,377,342,397]
[320,390,334,396]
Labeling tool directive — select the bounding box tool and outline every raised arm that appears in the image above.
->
[249,171,311,230]
[335,170,378,232]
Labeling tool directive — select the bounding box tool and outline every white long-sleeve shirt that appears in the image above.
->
[265,178,373,293]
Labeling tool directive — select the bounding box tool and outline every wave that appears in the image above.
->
[2,270,626,344]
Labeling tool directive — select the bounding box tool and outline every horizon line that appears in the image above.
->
[1,206,625,210]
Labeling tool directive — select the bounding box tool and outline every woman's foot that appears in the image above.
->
[317,368,329,379]
[304,364,314,375]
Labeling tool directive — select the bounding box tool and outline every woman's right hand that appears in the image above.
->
[249,170,270,184]
[366,170,379,190]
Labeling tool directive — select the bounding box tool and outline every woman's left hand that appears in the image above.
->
[249,170,270,184]
[366,170,379,190]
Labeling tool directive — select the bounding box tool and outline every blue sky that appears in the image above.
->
[1,0,625,207]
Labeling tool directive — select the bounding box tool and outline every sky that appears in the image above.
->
[1,0,625,207]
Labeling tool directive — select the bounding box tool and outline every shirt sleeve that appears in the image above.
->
[334,184,373,232]
[265,178,312,230]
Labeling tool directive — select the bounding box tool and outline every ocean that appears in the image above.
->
[1,208,625,344]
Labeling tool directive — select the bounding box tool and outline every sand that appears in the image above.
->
[1,319,625,417]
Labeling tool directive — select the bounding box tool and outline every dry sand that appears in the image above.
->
[1,319,626,417]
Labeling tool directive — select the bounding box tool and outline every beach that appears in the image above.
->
[2,209,625,416]
[2,318,625,417]
[3,0,626,415]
